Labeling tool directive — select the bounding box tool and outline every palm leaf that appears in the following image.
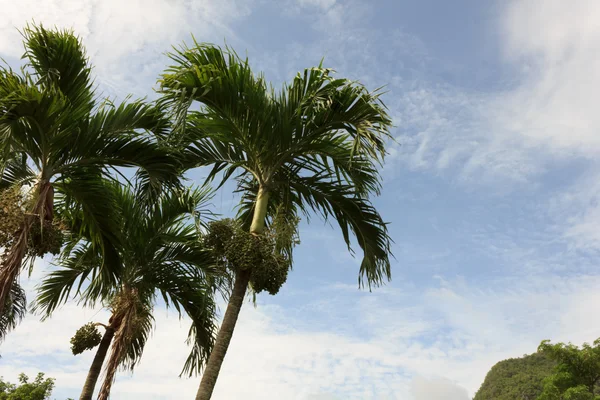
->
[0,281,26,342]
[21,23,95,114]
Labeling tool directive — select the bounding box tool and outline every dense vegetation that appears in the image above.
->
[0,373,56,400]
[537,339,600,400]
[475,339,600,400]
[474,352,556,400]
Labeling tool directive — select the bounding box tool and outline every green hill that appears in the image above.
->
[473,352,556,400]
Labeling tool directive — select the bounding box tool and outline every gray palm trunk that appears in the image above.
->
[195,269,250,400]
[79,325,115,400]
[195,187,270,400]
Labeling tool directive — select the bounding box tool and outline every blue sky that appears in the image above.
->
[2,0,600,399]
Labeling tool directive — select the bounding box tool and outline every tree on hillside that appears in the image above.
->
[473,352,556,400]
[0,23,180,339]
[34,182,221,400]
[160,42,394,399]
[0,373,54,400]
[537,338,600,400]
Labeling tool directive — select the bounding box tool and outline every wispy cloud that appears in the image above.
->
[498,0,600,152]
[0,0,253,97]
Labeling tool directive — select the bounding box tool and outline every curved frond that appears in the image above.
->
[236,169,393,288]
[54,172,122,285]
[150,262,218,377]
[148,185,214,235]
[288,172,392,287]
[0,281,26,342]
[21,23,95,114]
[32,242,105,317]
[0,152,36,190]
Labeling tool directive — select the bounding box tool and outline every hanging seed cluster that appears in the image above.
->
[27,219,65,257]
[0,187,26,249]
[0,187,65,257]
[70,323,102,355]
[204,212,300,295]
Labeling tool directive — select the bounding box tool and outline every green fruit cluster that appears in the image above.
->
[70,323,102,355]
[204,213,299,295]
[0,187,26,249]
[27,219,64,257]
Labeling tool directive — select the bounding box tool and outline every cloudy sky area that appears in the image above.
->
[1,0,599,399]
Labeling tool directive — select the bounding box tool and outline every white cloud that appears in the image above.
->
[4,267,600,399]
[494,0,600,153]
[543,170,600,251]
[0,0,253,97]
[382,0,600,191]
[410,376,470,400]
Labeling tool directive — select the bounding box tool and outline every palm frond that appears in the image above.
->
[236,169,393,288]
[0,281,26,342]
[54,172,122,286]
[0,152,36,190]
[21,23,95,114]
[32,242,104,317]
[150,262,218,377]
[287,171,392,287]
[147,185,214,238]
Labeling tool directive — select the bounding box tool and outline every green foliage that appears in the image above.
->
[474,352,556,400]
[0,373,54,400]
[537,339,600,400]
[205,211,300,295]
[70,322,102,355]
[475,339,600,400]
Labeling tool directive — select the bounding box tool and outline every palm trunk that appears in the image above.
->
[79,325,115,400]
[0,223,32,313]
[97,288,139,400]
[195,187,269,400]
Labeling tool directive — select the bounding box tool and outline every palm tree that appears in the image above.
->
[34,182,221,400]
[0,23,180,338]
[159,42,394,399]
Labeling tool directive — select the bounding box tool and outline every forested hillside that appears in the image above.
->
[473,352,556,400]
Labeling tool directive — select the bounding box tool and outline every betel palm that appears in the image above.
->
[34,182,221,400]
[0,23,180,338]
[160,42,394,399]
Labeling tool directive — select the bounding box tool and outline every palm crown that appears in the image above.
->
[34,182,220,400]
[160,42,393,286]
[0,24,181,337]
